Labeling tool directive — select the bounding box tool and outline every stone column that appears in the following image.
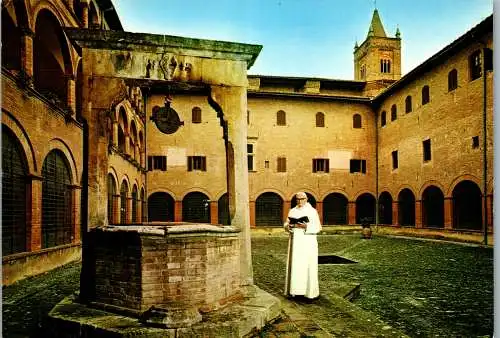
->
[112,122,118,146]
[124,135,130,156]
[210,85,252,286]
[316,201,324,225]
[66,76,76,116]
[282,201,291,224]
[348,202,356,224]
[487,194,493,232]
[80,0,90,28]
[210,201,218,224]
[112,194,120,224]
[70,185,82,243]
[174,201,183,222]
[26,175,43,251]
[392,201,399,227]
[249,201,256,227]
[137,197,143,223]
[444,197,453,230]
[415,200,422,228]
[20,28,34,82]
[127,197,133,224]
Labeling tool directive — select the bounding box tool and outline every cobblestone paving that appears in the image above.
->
[2,234,494,337]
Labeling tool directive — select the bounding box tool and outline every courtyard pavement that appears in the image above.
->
[2,231,494,337]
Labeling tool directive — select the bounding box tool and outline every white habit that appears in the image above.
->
[284,202,322,298]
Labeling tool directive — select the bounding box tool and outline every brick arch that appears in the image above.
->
[213,189,229,201]
[319,189,349,202]
[419,180,446,200]
[394,184,418,200]
[45,138,78,185]
[2,111,37,173]
[378,186,396,199]
[181,187,213,201]
[119,174,131,194]
[107,167,119,187]
[32,5,74,76]
[250,188,286,202]
[286,189,318,202]
[447,174,482,197]
[351,189,376,202]
[148,188,178,201]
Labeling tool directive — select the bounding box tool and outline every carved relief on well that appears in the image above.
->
[145,53,193,81]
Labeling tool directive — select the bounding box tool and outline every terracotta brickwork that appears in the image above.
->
[90,227,240,312]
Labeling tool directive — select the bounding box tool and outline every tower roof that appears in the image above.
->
[367,9,386,38]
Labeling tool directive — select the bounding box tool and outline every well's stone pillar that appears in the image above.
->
[210,85,252,286]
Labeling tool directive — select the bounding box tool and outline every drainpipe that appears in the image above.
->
[375,109,379,227]
[482,46,488,246]
[143,89,149,223]
[79,114,91,301]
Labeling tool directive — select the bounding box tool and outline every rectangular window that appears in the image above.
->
[264,160,269,169]
[187,156,206,171]
[423,139,431,162]
[469,50,482,81]
[277,157,287,172]
[247,144,254,171]
[312,158,329,173]
[350,159,366,174]
[472,136,480,149]
[148,156,167,171]
[392,151,398,170]
[485,48,493,71]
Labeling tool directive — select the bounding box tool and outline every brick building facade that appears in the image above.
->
[2,1,493,285]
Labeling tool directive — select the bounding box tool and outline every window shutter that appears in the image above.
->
[162,157,167,171]
[202,157,206,171]
[282,158,286,172]
[312,160,316,173]
[188,157,192,171]
[325,159,330,173]
[362,160,366,173]
[148,156,153,171]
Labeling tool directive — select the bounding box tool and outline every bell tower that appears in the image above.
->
[354,9,401,83]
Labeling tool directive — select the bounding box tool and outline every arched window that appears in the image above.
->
[277,110,286,126]
[316,112,325,127]
[422,85,430,105]
[120,181,128,224]
[42,150,73,248]
[141,188,146,222]
[405,96,412,113]
[118,107,127,153]
[391,104,397,121]
[381,111,387,127]
[192,107,202,123]
[353,114,362,128]
[107,174,116,224]
[2,9,22,71]
[34,10,71,105]
[132,185,138,223]
[448,69,458,91]
[2,126,28,255]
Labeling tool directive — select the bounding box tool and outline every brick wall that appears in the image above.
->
[90,226,240,312]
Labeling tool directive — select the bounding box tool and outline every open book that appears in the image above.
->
[288,216,309,225]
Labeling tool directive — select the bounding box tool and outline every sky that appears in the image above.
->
[113,0,493,80]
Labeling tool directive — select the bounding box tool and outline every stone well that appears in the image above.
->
[47,224,281,337]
